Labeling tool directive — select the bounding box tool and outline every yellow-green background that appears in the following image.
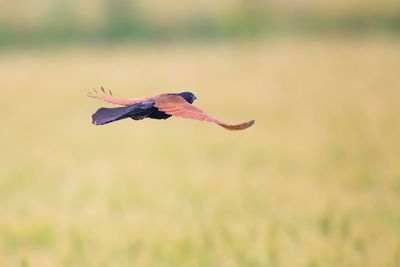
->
[0,1,400,267]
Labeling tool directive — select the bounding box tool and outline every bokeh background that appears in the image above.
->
[1,1,400,266]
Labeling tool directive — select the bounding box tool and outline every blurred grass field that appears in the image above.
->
[2,0,400,48]
[0,38,400,266]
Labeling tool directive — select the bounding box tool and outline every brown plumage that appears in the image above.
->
[88,87,255,131]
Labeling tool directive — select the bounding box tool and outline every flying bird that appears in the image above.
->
[88,87,255,131]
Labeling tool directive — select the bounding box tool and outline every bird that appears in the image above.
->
[88,87,255,131]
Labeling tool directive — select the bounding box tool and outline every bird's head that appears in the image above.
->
[178,91,197,104]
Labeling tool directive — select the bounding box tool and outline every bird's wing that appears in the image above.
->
[154,95,255,131]
[87,87,154,106]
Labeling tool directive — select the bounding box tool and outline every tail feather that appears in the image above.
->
[92,106,130,125]
[91,103,155,125]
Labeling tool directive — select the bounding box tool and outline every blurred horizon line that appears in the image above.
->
[1,5,400,49]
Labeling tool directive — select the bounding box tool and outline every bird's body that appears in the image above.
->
[88,88,254,131]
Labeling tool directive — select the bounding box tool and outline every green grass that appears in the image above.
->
[1,1,400,48]
[0,38,399,266]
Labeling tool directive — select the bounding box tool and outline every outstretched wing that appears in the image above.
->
[154,95,255,131]
[87,87,153,106]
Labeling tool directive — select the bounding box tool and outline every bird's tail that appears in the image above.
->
[92,106,134,125]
